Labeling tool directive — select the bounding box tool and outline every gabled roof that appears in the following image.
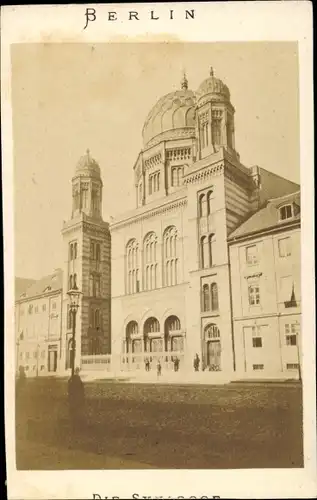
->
[16,269,63,301]
[228,191,300,241]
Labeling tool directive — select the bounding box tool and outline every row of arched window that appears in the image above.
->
[202,283,219,312]
[126,226,179,294]
[124,315,183,353]
[198,190,213,217]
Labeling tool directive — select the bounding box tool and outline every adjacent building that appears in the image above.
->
[228,191,301,378]
[15,270,63,376]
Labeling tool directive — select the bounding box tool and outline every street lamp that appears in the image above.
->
[67,284,82,377]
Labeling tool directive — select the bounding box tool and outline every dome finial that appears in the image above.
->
[210,66,214,77]
[181,71,188,90]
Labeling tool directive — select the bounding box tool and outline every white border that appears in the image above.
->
[2,2,315,499]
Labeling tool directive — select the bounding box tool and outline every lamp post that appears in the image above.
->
[67,285,82,377]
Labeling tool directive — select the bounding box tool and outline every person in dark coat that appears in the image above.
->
[157,359,162,379]
[68,367,85,430]
[16,365,26,398]
[193,353,200,372]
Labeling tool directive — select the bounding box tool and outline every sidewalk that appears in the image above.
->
[16,438,153,470]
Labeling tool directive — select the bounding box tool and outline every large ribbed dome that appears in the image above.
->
[142,75,196,147]
[197,67,230,102]
[75,149,101,177]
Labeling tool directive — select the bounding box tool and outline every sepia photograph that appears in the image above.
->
[12,41,303,470]
[2,3,315,499]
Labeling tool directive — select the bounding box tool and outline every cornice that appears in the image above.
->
[110,197,187,231]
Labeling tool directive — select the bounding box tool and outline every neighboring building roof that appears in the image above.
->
[16,269,63,301]
[15,277,36,299]
[228,191,300,241]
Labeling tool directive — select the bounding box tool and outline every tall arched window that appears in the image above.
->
[69,275,73,290]
[143,232,158,291]
[95,243,100,262]
[126,239,139,294]
[212,118,222,145]
[208,234,215,267]
[94,309,100,329]
[164,315,181,351]
[126,321,138,354]
[200,236,208,269]
[144,317,160,352]
[202,284,210,312]
[207,191,212,215]
[73,273,77,289]
[199,193,206,217]
[163,226,178,286]
[211,283,219,310]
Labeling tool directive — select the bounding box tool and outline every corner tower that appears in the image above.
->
[196,67,236,160]
[61,150,111,372]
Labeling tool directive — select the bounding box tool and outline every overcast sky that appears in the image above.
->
[12,42,299,280]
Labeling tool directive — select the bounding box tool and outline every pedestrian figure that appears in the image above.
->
[68,367,85,431]
[174,357,180,372]
[157,359,162,379]
[145,358,150,372]
[16,365,26,398]
[193,353,200,372]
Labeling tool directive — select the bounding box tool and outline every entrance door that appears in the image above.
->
[207,340,221,370]
[48,349,57,372]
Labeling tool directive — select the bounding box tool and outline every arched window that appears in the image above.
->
[73,273,77,289]
[207,191,212,215]
[211,283,219,310]
[200,236,208,269]
[69,244,73,261]
[144,317,160,334]
[163,226,178,286]
[212,118,221,145]
[143,232,158,291]
[95,309,100,329]
[164,315,182,352]
[95,243,100,262]
[74,242,77,259]
[199,194,206,217]
[204,323,220,339]
[125,321,138,354]
[208,234,214,267]
[202,284,210,312]
[144,317,160,353]
[69,274,73,290]
[126,239,139,294]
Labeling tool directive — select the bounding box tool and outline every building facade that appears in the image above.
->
[14,67,301,381]
[110,68,300,377]
[228,191,301,378]
[15,270,63,376]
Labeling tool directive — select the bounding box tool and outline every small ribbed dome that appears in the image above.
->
[76,149,100,176]
[197,67,230,101]
[142,82,196,147]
